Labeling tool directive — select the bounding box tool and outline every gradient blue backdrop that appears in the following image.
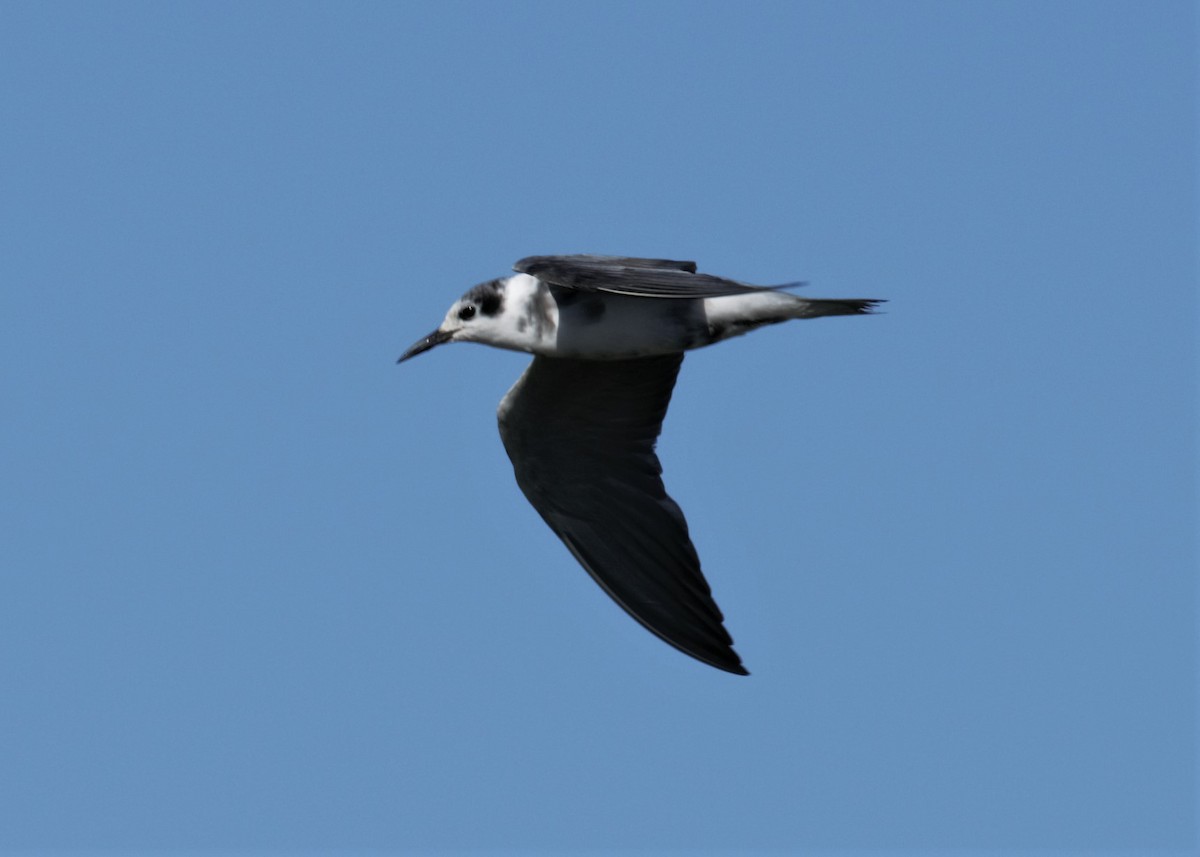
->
[1,1,1195,853]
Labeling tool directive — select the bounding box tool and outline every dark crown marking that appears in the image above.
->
[463,278,505,317]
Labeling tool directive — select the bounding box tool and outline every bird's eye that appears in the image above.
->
[458,305,476,321]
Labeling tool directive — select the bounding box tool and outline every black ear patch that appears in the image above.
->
[479,291,502,316]
[464,279,505,317]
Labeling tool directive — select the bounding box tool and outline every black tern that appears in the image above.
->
[399,254,883,675]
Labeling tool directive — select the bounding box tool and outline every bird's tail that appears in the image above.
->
[792,297,885,318]
[702,292,884,346]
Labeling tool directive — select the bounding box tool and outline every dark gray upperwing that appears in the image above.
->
[497,354,748,675]
[514,254,796,299]
[516,254,698,274]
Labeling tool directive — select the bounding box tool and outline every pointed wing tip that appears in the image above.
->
[678,639,748,675]
[707,652,750,676]
[650,641,748,675]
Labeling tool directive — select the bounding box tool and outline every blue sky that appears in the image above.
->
[1,1,1195,852]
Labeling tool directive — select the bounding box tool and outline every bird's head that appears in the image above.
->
[397,278,509,363]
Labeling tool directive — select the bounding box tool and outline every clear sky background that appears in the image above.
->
[1,1,1195,853]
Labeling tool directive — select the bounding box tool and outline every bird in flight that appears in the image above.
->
[398,254,882,675]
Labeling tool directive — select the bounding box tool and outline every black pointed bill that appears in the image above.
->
[397,328,452,363]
